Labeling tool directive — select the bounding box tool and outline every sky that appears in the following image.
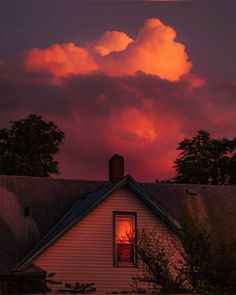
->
[0,0,235,182]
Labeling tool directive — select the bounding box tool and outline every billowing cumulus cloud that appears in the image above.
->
[92,31,133,56]
[99,18,192,80]
[22,18,191,81]
[23,42,98,77]
[0,18,234,181]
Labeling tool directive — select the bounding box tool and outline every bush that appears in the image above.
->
[180,198,236,294]
[131,228,187,294]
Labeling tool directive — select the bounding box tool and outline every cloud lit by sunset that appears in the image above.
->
[0,11,235,182]
[23,43,98,76]
[93,31,133,56]
[117,107,157,141]
[22,18,192,81]
[100,18,192,80]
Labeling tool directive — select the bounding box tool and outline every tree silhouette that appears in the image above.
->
[174,130,236,184]
[0,114,64,177]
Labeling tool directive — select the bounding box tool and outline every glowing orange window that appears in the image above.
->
[113,212,136,266]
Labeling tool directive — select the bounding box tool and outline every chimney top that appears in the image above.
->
[109,154,124,183]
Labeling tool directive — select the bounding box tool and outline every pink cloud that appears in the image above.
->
[0,67,235,181]
[22,18,192,81]
[0,19,234,181]
[23,43,98,77]
[92,31,133,56]
[100,19,192,81]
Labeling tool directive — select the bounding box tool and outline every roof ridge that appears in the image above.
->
[0,174,108,183]
[142,182,236,188]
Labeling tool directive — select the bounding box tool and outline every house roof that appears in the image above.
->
[0,175,107,272]
[0,174,236,272]
[15,175,182,271]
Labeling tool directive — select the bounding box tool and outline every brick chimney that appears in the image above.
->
[109,154,124,183]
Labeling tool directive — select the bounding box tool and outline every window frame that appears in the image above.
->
[112,211,137,267]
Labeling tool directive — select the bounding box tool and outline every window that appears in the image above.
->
[113,212,136,266]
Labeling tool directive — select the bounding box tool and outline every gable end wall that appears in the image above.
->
[33,186,182,293]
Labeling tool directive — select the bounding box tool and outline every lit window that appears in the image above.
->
[113,212,136,266]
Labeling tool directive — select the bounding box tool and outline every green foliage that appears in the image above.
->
[181,198,236,294]
[174,130,236,184]
[0,114,64,177]
[131,228,187,294]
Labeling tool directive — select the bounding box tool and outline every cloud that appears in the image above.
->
[22,42,98,77]
[92,31,133,56]
[99,19,192,80]
[22,18,192,81]
[0,59,235,181]
[0,18,234,181]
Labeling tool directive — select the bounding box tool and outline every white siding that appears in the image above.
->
[34,186,182,293]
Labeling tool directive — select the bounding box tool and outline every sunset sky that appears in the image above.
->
[0,0,235,181]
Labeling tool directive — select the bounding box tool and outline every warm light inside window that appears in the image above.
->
[114,213,136,266]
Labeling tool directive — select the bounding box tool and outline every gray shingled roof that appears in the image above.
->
[0,174,236,272]
[143,182,236,222]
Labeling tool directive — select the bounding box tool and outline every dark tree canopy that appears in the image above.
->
[174,130,236,185]
[180,198,236,294]
[0,114,64,177]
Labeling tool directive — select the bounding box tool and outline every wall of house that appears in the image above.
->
[33,186,183,293]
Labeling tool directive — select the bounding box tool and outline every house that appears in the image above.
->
[0,154,236,293]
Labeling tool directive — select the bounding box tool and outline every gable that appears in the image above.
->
[16,175,181,271]
[29,185,183,293]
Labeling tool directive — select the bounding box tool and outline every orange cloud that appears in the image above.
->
[115,107,157,141]
[101,19,192,81]
[23,42,97,77]
[182,73,206,89]
[1,59,236,182]
[93,31,133,56]
[22,18,192,81]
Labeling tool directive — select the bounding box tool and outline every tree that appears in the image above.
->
[0,114,64,177]
[131,228,187,294]
[174,130,236,184]
[180,198,236,294]
[133,204,236,294]
[180,199,216,293]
